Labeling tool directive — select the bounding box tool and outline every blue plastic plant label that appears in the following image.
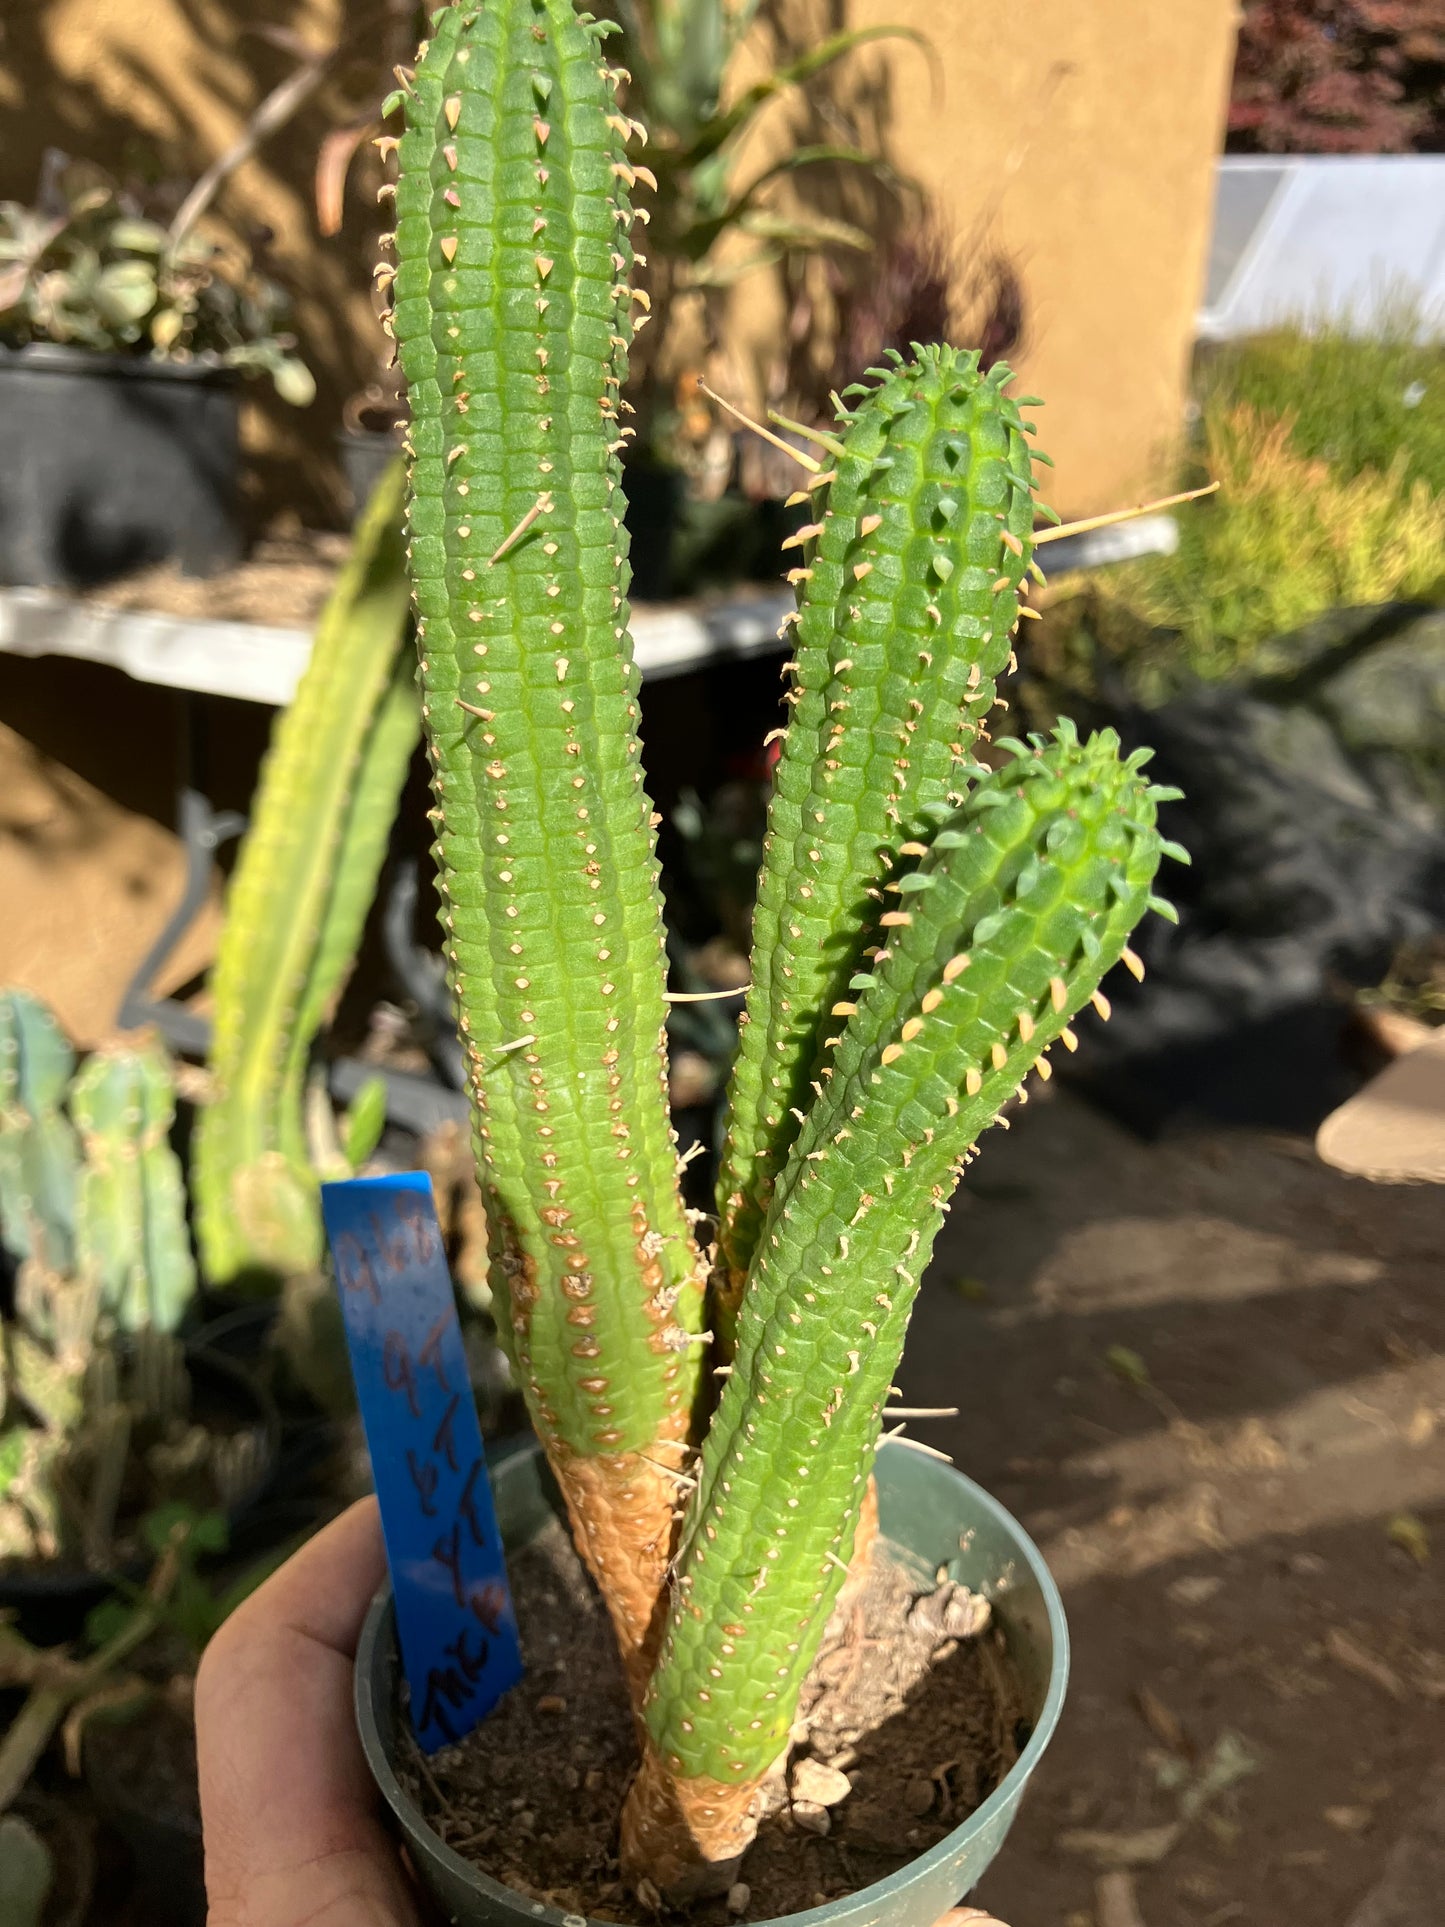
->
[321,1172,523,1752]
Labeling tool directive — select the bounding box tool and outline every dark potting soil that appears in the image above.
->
[403,1516,1025,1923]
[84,1694,201,1838]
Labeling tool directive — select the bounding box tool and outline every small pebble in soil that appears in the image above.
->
[790,1758,851,1808]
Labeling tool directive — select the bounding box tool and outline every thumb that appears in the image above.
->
[196,1499,419,1927]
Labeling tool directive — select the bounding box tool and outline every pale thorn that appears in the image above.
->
[1034,480,1220,545]
[489,492,553,564]
[665,986,751,1002]
[1121,945,1145,981]
[890,1433,954,1463]
[698,380,821,473]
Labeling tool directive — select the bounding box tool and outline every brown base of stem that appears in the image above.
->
[619,1731,770,1903]
[550,1443,687,1706]
[617,1473,880,1900]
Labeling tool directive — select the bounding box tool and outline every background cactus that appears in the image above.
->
[0,990,80,1277]
[388,0,1179,1898]
[193,459,417,1289]
[72,1039,195,1334]
[0,1002,258,1568]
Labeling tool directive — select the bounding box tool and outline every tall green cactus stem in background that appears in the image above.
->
[623,728,1176,1887]
[72,1041,196,1334]
[390,0,706,1678]
[194,461,417,1288]
[0,990,79,1275]
[715,348,1050,1335]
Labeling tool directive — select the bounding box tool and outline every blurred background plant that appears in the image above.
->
[0,156,313,404]
[190,461,411,1296]
[0,993,272,1572]
[0,1502,295,1926]
[1228,0,1445,153]
[1038,312,1445,703]
[603,0,927,470]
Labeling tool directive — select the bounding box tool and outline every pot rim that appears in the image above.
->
[355,1438,1069,1927]
[0,341,240,384]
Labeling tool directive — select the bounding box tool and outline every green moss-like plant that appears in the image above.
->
[387,0,1180,1895]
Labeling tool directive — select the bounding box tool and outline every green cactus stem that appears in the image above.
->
[390,0,706,1677]
[72,1039,196,1334]
[383,4,1190,1897]
[715,347,1050,1336]
[622,726,1178,1890]
[193,460,417,1289]
[0,990,79,1275]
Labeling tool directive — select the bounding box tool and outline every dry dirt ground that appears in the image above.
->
[897,1087,1445,1927]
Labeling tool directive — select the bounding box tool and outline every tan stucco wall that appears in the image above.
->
[0,0,1238,522]
[723,0,1241,518]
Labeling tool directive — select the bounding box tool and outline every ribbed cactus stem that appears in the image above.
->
[0,990,79,1276]
[380,8,1188,1896]
[391,0,705,1677]
[72,1040,196,1334]
[715,348,1051,1336]
[194,460,416,1289]
[623,727,1176,1889]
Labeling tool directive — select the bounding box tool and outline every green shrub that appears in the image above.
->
[1197,316,1445,497]
[1097,316,1445,694]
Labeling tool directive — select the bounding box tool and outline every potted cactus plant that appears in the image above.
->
[0,993,277,1633]
[351,1,1183,1917]
[0,158,313,588]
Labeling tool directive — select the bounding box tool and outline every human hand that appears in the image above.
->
[195,1497,419,1927]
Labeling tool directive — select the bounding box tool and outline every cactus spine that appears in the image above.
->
[194,460,417,1288]
[388,0,1181,1897]
[392,0,705,1677]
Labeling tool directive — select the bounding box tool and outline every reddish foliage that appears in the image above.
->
[1229,0,1445,153]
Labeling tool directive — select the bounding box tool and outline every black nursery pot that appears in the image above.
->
[356,1438,1069,1927]
[338,426,405,525]
[0,343,243,587]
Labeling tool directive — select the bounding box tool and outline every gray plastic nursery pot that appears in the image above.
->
[355,1436,1069,1927]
